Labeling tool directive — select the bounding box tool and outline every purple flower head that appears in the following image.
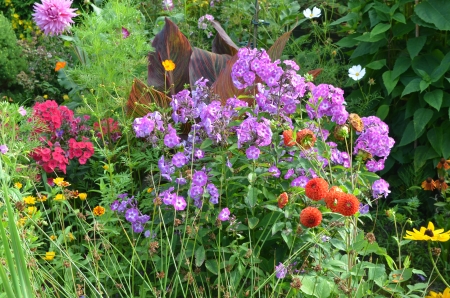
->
[160,187,176,205]
[133,117,155,138]
[158,155,175,181]
[162,0,173,10]
[125,208,140,223]
[246,146,260,160]
[218,208,230,221]
[172,152,188,168]
[207,183,219,204]
[194,149,204,159]
[110,200,120,211]
[372,178,390,199]
[32,0,77,36]
[144,230,151,238]
[0,145,8,154]
[189,185,204,199]
[284,169,294,180]
[164,124,180,148]
[121,27,130,38]
[268,165,281,178]
[176,177,187,185]
[117,193,128,200]
[359,203,370,214]
[291,176,309,188]
[173,195,187,211]
[18,106,27,116]
[275,263,287,279]
[192,170,208,187]
[132,222,144,233]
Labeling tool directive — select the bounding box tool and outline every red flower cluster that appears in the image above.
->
[30,144,69,174]
[300,207,322,228]
[68,138,94,164]
[33,100,74,131]
[93,118,121,142]
[305,178,329,201]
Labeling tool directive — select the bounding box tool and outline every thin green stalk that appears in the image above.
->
[428,242,450,288]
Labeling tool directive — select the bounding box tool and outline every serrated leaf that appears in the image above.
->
[424,89,443,111]
[195,246,206,267]
[382,71,399,95]
[415,0,450,30]
[371,23,391,37]
[407,36,427,59]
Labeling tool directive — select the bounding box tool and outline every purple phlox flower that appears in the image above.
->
[32,0,77,36]
[158,155,175,181]
[176,177,187,185]
[125,208,140,223]
[218,207,230,221]
[207,183,219,204]
[189,185,204,200]
[275,263,287,279]
[194,149,204,159]
[164,124,180,148]
[144,230,151,238]
[172,152,188,168]
[0,145,8,154]
[192,170,208,187]
[117,199,131,213]
[132,222,144,233]
[121,27,130,38]
[291,176,309,188]
[160,187,176,205]
[284,169,294,180]
[268,165,280,178]
[117,193,128,200]
[246,146,261,160]
[359,203,370,214]
[305,84,348,125]
[110,200,120,211]
[371,178,390,199]
[226,157,233,169]
[236,116,272,148]
[162,0,173,10]
[55,129,64,139]
[18,106,27,116]
[133,116,155,138]
[173,195,187,211]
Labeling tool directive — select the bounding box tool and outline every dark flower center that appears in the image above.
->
[424,229,434,237]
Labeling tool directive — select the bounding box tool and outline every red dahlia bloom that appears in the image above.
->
[277,192,289,208]
[300,207,322,228]
[296,129,316,149]
[336,193,360,216]
[325,190,343,212]
[283,130,295,147]
[305,178,329,201]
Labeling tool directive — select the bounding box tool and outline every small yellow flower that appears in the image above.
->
[78,193,87,200]
[404,222,450,242]
[147,188,153,193]
[50,235,57,241]
[54,61,66,72]
[54,194,66,201]
[67,233,75,241]
[93,206,105,216]
[14,182,22,189]
[426,287,450,298]
[23,196,36,205]
[43,251,56,261]
[53,177,64,186]
[37,195,47,202]
[27,206,37,215]
[103,165,109,171]
[43,95,48,99]
[162,59,176,72]
[17,217,27,227]
[63,94,69,101]
[13,13,19,19]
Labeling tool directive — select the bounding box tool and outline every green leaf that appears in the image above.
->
[354,33,386,43]
[431,52,450,82]
[382,71,399,95]
[335,34,359,48]
[248,217,259,229]
[376,105,390,120]
[200,138,213,150]
[424,89,443,111]
[401,78,421,97]
[392,56,411,80]
[407,36,427,59]
[427,127,444,156]
[205,260,218,275]
[392,12,406,23]
[415,0,450,30]
[330,13,359,26]
[414,108,433,136]
[245,186,258,208]
[398,121,416,146]
[272,222,285,235]
[366,59,386,70]
[414,145,438,172]
[301,276,332,298]
[195,246,206,267]
[370,23,391,37]
[420,80,431,92]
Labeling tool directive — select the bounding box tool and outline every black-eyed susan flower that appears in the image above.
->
[422,177,436,191]
[404,222,450,242]
[43,251,56,261]
[23,196,36,205]
[162,59,175,71]
[426,287,450,298]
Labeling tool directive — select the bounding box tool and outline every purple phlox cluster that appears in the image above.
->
[328,142,351,168]
[32,0,77,36]
[172,152,188,168]
[284,169,294,179]
[359,203,370,214]
[354,116,395,172]
[306,122,329,141]
[291,176,309,188]
[275,262,287,279]
[207,183,219,204]
[158,155,175,181]
[268,165,280,178]
[199,98,247,144]
[198,14,214,38]
[188,169,217,208]
[235,116,272,148]
[371,178,391,199]
[159,187,187,211]
[0,144,8,154]
[164,124,180,148]
[246,146,261,160]
[218,207,230,221]
[305,84,348,125]
[162,0,174,10]
[133,111,164,140]
[110,194,150,233]
[171,78,208,124]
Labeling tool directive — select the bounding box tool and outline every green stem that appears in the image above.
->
[428,242,450,288]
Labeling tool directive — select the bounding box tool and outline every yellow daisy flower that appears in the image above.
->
[14,182,22,189]
[50,235,57,241]
[162,59,175,71]
[426,287,450,298]
[404,222,450,242]
[78,193,87,200]
[54,194,66,201]
[27,206,37,215]
[23,196,36,205]
[43,251,55,261]
[37,195,47,202]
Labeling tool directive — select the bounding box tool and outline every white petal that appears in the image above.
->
[303,8,312,19]
[312,7,321,18]
[360,68,366,78]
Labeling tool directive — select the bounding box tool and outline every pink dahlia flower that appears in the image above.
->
[32,0,77,36]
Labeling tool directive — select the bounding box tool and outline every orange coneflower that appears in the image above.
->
[435,178,448,192]
[421,177,436,191]
[437,158,450,170]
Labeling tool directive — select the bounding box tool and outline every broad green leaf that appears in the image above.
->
[431,52,450,82]
[413,108,433,136]
[382,71,399,95]
[376,105,389,120]
[366,59,386,70]
[415,0,450,30]
[407,36,427,59]
[272,222,284,235]
[398,121,416,146]
[245,185,258,208]
[442,123,450,159]
[414,145,438,172]
[301,276,332,298]
[195,246,206,267]
[420,80,430,92]
[392,56,411,79]
[392,12,406,24]
[200,138,213,150]
[401,78,421,97]
[354,33,386,43]
[330,13,359,26]
[335,34,360,48]
[370,23,391,37]
[427,127,443,156]
[424,89,443,111]
[248,217,259,229]
[205,260,218,275]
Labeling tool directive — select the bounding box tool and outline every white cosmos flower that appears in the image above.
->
[348,65,366,81]
[303,7,321,19]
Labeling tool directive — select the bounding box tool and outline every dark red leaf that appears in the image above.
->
[126,78,171,117]
[189,47,232,90]
[148,18,192,95]
[308,68,323,80]
[210,20,239,56]
[267,30,292,61]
